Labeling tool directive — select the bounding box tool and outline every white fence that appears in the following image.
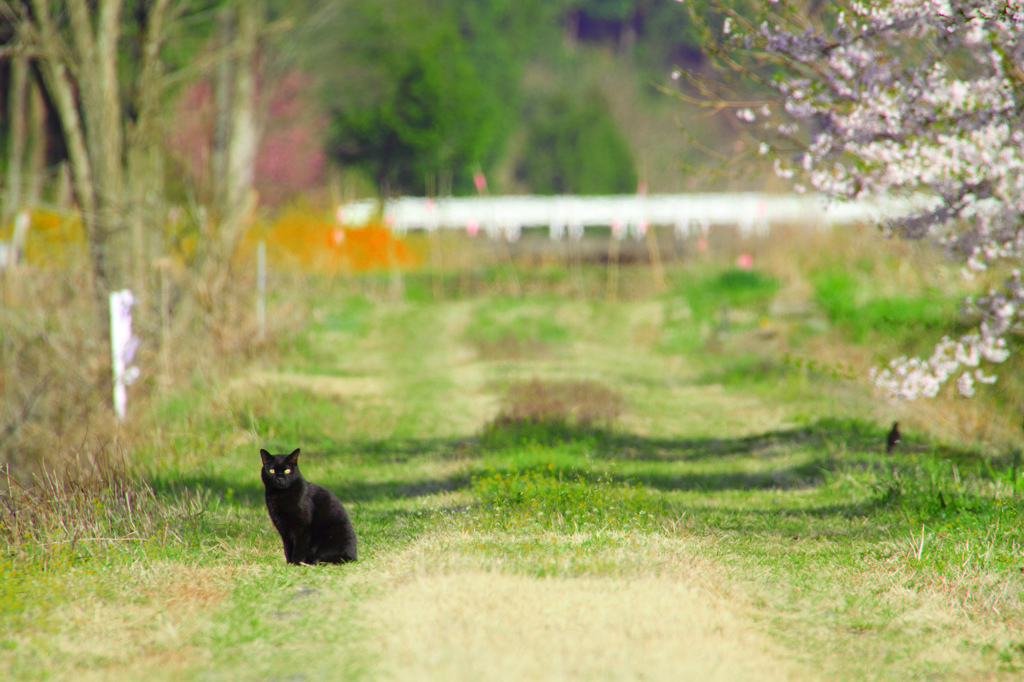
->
[336,193,926,240]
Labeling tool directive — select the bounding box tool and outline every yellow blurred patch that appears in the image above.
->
[3,204,423,273]
[1,209,87,267]
[244,204,422,272]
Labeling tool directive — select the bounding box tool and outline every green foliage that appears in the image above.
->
[813,270,957,344]
[300,0,564,195]
[322,7,492,194]
[438,0,564,161]
[268,0,708,196]
[515,89,639,195]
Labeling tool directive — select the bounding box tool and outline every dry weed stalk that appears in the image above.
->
[0,442,163,554]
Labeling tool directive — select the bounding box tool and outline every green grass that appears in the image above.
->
[672,267,780,320]
[462,416,1024,677]
[5,261,1024,680]
[660,266,779,353]
[462,296,571,358]
[813,269,960,345]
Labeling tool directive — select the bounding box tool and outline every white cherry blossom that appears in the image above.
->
[729,0,1024,399]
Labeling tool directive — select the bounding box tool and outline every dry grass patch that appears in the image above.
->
[1,446,167,553]
[1,561,240,681]
[359,527,807,682]
[490,378,625,430]
[473,332,555,360]
[238,370,385,398]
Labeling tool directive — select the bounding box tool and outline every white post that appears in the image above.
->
[109,290,139,421]
[257,240,266,341]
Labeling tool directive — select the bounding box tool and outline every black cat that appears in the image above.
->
[260,448,357,564]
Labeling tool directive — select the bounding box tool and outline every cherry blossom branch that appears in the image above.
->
[695,0,1024,399]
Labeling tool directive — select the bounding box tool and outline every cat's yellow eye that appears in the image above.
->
[283,468,291,474]
[268,468,275,474]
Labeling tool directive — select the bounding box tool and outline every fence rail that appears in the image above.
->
[336,193,928,239]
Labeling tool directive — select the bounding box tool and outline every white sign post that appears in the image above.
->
[109,289,139,421]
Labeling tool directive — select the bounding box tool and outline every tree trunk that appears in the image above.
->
[212,6,234,210]
[17,0,265,397]
[2,50,29,229]
[27,0,117,337]
[226,1,260,213]
[171,0,264,341]
[125,0,173,318]
[24,80,46,206]
[208,0,262,310]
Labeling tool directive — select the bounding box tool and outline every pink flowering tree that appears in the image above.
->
[171,69,327,208]
[688,0,1024,400]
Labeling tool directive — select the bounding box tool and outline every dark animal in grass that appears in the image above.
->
[886,421,901,454]
[260,448,357,565]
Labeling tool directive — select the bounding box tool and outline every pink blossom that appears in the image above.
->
[731,0,1024,399]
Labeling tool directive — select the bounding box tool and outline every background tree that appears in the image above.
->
[516,88,638,195]
[1,13,49,230]
[0,0,266,409]
[295,0,496,196]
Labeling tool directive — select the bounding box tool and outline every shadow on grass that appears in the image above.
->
[149,417,996,519]
[622,457,842,492]
[598,417,984,463]
[477,415,988,464]
[148,472,473,510]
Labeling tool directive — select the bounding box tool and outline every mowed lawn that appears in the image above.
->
[4,251,1024,680]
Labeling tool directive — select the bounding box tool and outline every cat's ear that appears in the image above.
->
[260,449,272,466]
[286,448,300,465]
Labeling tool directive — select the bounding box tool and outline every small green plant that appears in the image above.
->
[470,464,658,532]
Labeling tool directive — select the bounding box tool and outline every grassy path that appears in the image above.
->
[220,295,809,679]
[6,280,1024,680]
